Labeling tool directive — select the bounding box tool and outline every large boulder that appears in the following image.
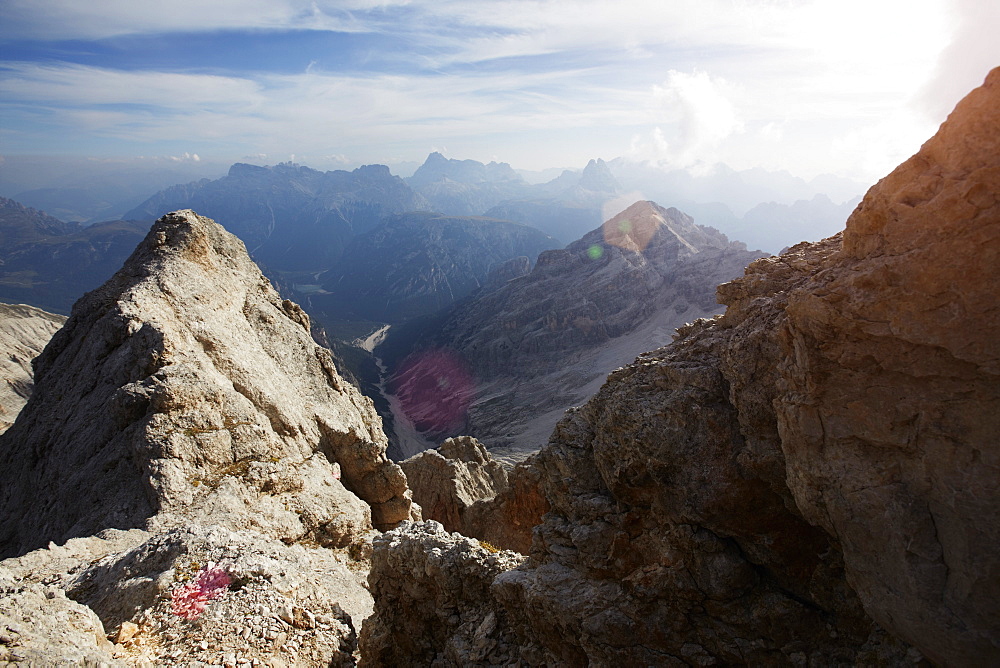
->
[359,522,526,667]
[400,436,508,534]
[401,436,547,555]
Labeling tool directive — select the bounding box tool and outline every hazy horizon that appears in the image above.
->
[2,0,998,186]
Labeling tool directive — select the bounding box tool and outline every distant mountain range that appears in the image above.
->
[1,153,865,458]
[0,155,227,224]
[0,198,149,314]
[303,211,558,324]
[407,154,624,244]
[407,153,866,252]
[124,162,430,271]
[4,152,869,254]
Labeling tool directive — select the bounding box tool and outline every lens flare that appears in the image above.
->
[602,211,661,252]
[586,244,604,260]
[391,349,474,435]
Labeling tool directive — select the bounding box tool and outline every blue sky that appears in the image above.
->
[1,0,998,183]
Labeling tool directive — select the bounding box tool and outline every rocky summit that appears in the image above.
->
[0,209,416,560]
[0,210,424,665]
[360,69,1000,665]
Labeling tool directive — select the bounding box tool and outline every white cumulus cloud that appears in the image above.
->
[629,70,743,170]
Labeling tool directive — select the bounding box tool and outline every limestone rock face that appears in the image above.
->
[0,303,65,433]
[362,70,1000,665]
[2,524,369,666]
[494,310,913,666]
[770,65,1000,665]
[462,458,549,556]
[400,437,548,555]
[400,436,508,534]
[0,210,414,559]
[359,522,526,667]
[1,563,120,665]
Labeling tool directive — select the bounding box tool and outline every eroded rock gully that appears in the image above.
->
[0,302,65,434]
[361,69,1000,665]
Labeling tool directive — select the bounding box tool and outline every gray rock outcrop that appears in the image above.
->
[360,68,1000,665]
[359,522,526,667]
[2,524,370,665]
[0,302,65,433]
[400,436,508,535]
[0,209,415,560]
[401,437,548,555]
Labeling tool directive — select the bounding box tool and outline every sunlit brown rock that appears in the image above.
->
[401,436,549,554]
[362,68,1000,666]
[773,66,1000,665]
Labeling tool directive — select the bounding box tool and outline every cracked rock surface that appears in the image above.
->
[0,210,419,664]
[0,209,415,559]
[359,522,526,667]
[401,436,549,555]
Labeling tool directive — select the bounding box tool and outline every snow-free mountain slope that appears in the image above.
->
[0,210,415,559]
[387,200,765,457]
[361,67,1000,666]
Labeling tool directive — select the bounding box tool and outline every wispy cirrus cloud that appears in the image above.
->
[0,0,378,39]
[1,0,997,182]
[0,62,264,108]
[0,59,648,159]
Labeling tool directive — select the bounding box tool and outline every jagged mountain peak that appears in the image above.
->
[578,157,620,192]
[408,152,525,188]
[586,199,731,256]
[0,209,414,559]
[387,198,763,454]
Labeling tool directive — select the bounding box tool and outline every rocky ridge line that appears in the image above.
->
[0,209,421,664]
